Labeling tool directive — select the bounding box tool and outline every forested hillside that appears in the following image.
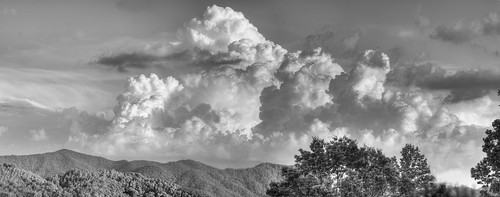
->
[0,150,282,197]
[0,163,200,197]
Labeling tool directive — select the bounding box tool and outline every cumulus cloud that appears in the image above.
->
[112,73,184,127]
[256,48,343,134]
[329,50,390,104]
[177,5,266,52]
[94,5,286,77]
[29,128,47,141]
[446,96,500,127]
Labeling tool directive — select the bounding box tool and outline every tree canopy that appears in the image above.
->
[267,136,436,197]
[0,163,201,197]
[399,144,436,196]
[472,119,500,197]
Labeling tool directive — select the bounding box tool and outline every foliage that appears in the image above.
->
[0,149,282,197]
[399,144,436,196]
[267,136,438,197]
[471,119,500,197]
[0,163,200,197]
[267,136,401,197]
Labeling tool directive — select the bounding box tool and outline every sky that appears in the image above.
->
[1,0,500,187]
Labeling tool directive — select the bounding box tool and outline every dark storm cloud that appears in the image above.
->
[443,88,490,104]
[95,52,158,72]
[387,62,500,103]
[420,69,500,90]
[95,49,244,72]
[429,24,474,45]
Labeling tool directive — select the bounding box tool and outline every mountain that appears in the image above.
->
[0,163,200,197]
[0,149,283,197]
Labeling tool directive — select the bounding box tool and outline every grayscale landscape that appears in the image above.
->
[1,0,500,196]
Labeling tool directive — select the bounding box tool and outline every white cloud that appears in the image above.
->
[0,127,7,137]
[446,95,500,127]
[0,5,493,186]
[113,73,184,127]
[76,6,490,186]
[0,67,121,113]
[177,5,266,52]
[30,128,47,141]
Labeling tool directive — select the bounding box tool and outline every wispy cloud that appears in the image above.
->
[29,128,47,141]
[0,127,7,138]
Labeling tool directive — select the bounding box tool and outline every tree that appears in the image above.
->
[267,136,400,197]
[471,119,500,196]
[399,144,436,196]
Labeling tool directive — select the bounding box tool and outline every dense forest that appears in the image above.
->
[0,163,200,197]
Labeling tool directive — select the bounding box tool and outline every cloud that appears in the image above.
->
[177,5,266,53]
[301,26,365,57]
[83,7,492,182]
[0,99,112,155]
[471,12,500,36]
[94,5,286,75]
[95,52,157,72]
[329,50,390,104]
[29,128,47,141]
[112,73,184,127]
[427,12,500,45]
[443,88,490,104]
[0,127,7,138]
[446,96,500,127]
[1,5,493,186]
[414,5,431,33]
[0,67,121,113]
[429,22,474,45]
[256,48,343,134]
[387,62,500,103]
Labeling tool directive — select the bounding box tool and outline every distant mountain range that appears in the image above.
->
[0,149,283,197]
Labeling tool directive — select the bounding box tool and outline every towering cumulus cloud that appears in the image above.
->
[177,5,266,52]
[80,5,497,185]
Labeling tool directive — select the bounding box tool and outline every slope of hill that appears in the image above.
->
[0,163,61,196]
[0,163,200,197]
[0,149,283,197]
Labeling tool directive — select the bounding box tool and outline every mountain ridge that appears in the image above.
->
[0,149,283,197]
